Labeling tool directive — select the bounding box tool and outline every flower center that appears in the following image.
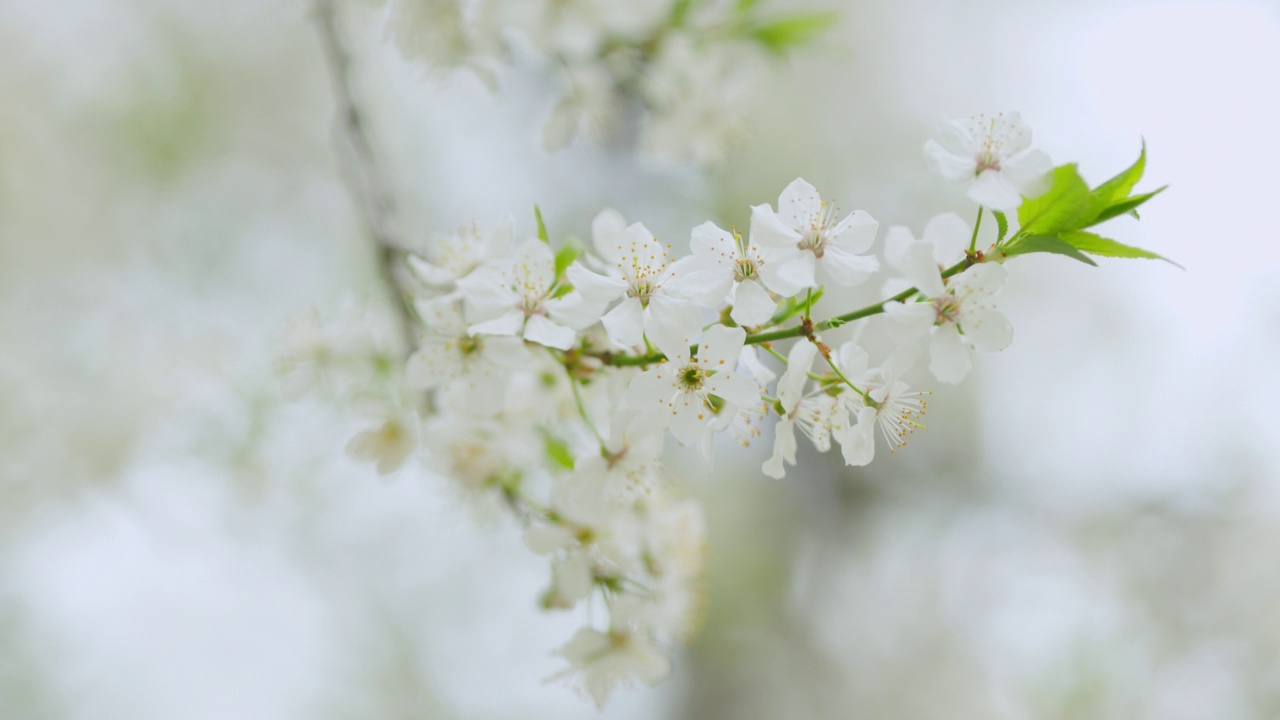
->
[733,256,759,282]
[458,335,481,355]
[630,280,655,307]
[678,365,707,391]
[933,295,962,325]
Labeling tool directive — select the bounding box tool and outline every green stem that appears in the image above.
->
[969,206,984,254]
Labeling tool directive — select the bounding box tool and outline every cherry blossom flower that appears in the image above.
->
[407,215,513,290]
[680,221,781,327]
[923,111,1052,211]
[836,343,929,467]
[625,325,760,446]
[567,210,703,361]
[406,299,531,415]
[762,341,855,478]
[883,222,1013,383]
[550,615,670,709]
[345,405,418,475]
[458,238,602,351]
[749,178,880,294]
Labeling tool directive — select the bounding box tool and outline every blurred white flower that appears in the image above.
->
[750,178,880,294]
[407,215,513,291]
[550,618,670,709]
[406,299,530,415]
[923,111,1053,211]
[345,405,418,475]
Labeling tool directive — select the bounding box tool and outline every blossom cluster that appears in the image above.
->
[354,0,832,165]
[281,111,1166,707]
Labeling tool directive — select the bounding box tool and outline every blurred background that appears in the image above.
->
[3,0,1279,717]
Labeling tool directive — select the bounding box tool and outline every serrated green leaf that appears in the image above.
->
[1060,230,1182,268]
[1017,164,1104,236]
[1089,186,1167,226]
[1092,141,1146,208]
[542,431,575,470]
[534,205,549,244]
[1003,234,1098,266]
[554,238,582,278]
[993,211,1009,244]
[748,12,838,53]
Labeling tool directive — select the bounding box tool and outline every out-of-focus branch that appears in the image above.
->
[313,0,416,352]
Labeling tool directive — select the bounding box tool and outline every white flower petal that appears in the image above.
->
[883,302,935,343]
[1002,148,1053,199]
[670,398,711,446]
[759,248,816,296]
[923,212,972,264]
[556,552,593,602]
[749,204,802,249]
[929,324,972,383]
[964,308,1013,352]
[696,324,746,369]
[566,263,628,303]
[828,209,878,254]
[524,524,575,555]
[819,245,880,287]
[523,314,576,350]
[547,291,606,331]
[705,373,759,409]
[469,310,524,337]
[968,169,1024,212]
[729,279,776,326]
[646,294,703,364]
[762,418,797,478]
[923,138,975,183]
[601,296,646,348]
[737,346,777,385]
[839,407,877,467]
[591,208,628,261]
[777,178,822,230]
[690,221,737,259]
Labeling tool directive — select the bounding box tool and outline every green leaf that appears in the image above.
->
[672,0,693,25]
[541,431,575,471]
[737,0,759,10]
[1089,186,1167,226]
[1003,234,1098,266]
[534,205,549,244]
[768,286,825,325]
[1060,230,1182,268]
[1017,164,1104,236]
[993,211,1009,244]
[747,12,838,53]
[1092,141,1146,208]
[554,238,582,278]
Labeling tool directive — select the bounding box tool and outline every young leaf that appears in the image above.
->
[554,238,583,278]
[1092,141,1146,207]
[541,431,575,471]
[1089,186,1167,226]
[1017,164,1103,236]
[747,12,838,53]
[768,286,826,325]
[1002,234,1098,266]
[534,205,549,244]
[1060,230,1182,268]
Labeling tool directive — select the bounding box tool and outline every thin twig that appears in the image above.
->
[313,0,416,352]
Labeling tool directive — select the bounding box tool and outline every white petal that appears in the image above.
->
[406,255,454,285]
[929,325,972,384]
[895,241,946,298]
[964,308,1013,352]
[547,291,606,331]
[729,279,777,327]
[690,221,737,259]
[828,209,878,254]
[469,310,524,337]
[696,324,746,370]
[759,249,816,296]
[556,552,593,602]
[670,398,711,446]
[923,212,971,264]
[512,238,557,292]
[523,314,576,350]
[627,367,673,415]
[923,138,976,183]
[836,341,870,379]
[669,257,733,308]
[883,301,935,343]
[524,524,575,555]
[749,204,802,249]
[406,346,460,388]
[591,207,628,261]
[880,343,921,386]
[778,341,817,409]
[645,294,702,364]
[737,346,777,385]
[819,246,880,287]
[566,263,627,303]
[839,408,877,467]
[484,214,514,259]
[481,336,534,369]
[950,261,1008,297]
[705,373,759,409]
[762,419,797,479]
[968,169,1024,212]
[777,178,822,230]
[601,297,646,349]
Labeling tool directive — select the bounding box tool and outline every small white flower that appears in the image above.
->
[550,617,670,709]
[458,238,601,351]
[407,215,513,290]
[346,406,418,475]
[567,210,703,362]
[680,221,780,327]
[883,223,1013,384]
[762,341,854,478]
[625,325,760,446]
[836,343,929,467]
[923,111,1052,212]
[406,299,531,415]
[749,178,880,294]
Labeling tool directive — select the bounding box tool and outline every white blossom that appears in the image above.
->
[836,343,929,466]
[550,615,670,709]
[762,341,855,479]
[458,238,602,351]
[750,178,880,293]
[346,405,418,475]
[567,209,703,361]
[407,215,513,291]
[680,221,780,327]
[626,325,759,446]
[884,222,1013,383]
[406,299,531,415]
[923,111,1052,212]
